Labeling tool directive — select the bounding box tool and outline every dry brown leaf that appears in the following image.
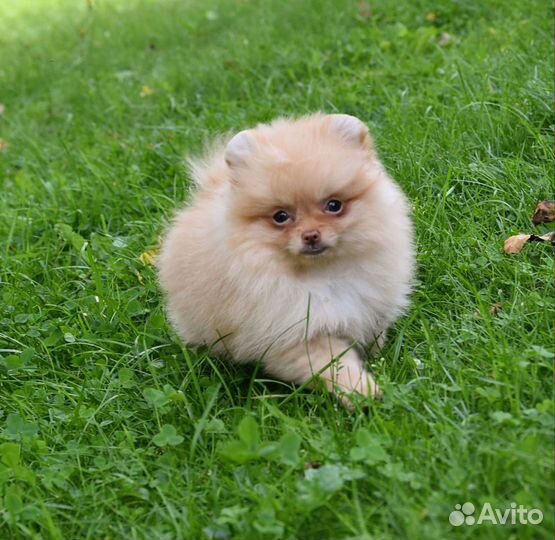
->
[139,249,159,266]
[504,234,531,254]
[0,139,8,152]
[531,200,555,225]
[529,232,555,244]
[489,303,503,315]
[504,232,554,254]
[358,0,372,20]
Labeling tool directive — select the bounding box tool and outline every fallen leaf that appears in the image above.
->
[139,249,158,266]
[489,303,503,315]
[0,139,8,152]
[528,232,555,244]
[358,0,372,20]
[140,85,155,97]
[504,232,554,254]
[504,234,530,254]
[304,462,322,470]
[531,200,555,225]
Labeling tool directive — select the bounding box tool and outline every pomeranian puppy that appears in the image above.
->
[158,114,415,406]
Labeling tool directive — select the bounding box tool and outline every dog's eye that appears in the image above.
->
[272,210,291,224]
[324,199,343,214]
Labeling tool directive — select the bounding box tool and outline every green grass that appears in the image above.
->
[0,0,553,538]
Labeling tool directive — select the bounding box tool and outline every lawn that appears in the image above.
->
[0,0,553,539]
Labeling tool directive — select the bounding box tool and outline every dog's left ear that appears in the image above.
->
[328,114,373,151]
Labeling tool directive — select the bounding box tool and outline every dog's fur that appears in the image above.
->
[158,114,415,405]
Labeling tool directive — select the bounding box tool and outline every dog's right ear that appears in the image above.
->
[225,130,254,169]
[328,114,374,153]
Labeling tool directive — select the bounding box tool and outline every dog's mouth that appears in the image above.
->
[300,245,329,256]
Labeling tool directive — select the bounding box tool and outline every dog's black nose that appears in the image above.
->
[302,229,321,246]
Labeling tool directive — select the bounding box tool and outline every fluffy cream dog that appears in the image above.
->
[158,114,415,406]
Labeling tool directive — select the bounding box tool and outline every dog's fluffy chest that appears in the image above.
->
[267,265,383,340]
[301,269,382,338]
[224,257,392,358]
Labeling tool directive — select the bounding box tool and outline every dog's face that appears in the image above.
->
[225,114,382,267]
